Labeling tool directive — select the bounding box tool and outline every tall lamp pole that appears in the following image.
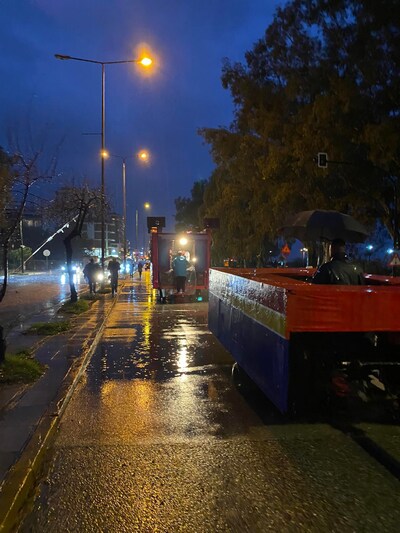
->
[122,158,127,270]
[136,202,151,253]
[135,208,139,254]
[109,150,150,271]
[54,53,152,270]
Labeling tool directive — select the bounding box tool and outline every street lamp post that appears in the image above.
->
[135,202,151,254]
[54,53,152,270]
[122,158,127,270]
[109,150,150,271]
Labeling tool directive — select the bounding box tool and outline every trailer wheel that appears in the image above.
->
[231,362,252,389]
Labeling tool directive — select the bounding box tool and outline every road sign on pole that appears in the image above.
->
[43,249,50,271]
[388,253,400,267]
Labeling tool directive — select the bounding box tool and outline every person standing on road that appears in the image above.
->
[108,257,121,296]
[172,251,190,294]
[312,238,365,285]
[83,258,99,294]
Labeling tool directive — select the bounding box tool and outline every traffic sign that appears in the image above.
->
[388,253,400,267]
[281,244,291,256]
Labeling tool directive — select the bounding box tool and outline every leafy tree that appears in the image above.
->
[174,180,208,232]
[46,185,102,302]
[200,0,400,262]
[8,246,32,270]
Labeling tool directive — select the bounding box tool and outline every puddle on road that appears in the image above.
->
[87,278,228,387]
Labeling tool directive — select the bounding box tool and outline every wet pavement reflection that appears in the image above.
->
[0,273,85,334]
[21,272,400,532]
[74,272,252,444]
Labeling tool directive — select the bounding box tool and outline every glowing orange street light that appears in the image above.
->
[139,57,152,67]
[138,149,150,163]
[55,52,155,270]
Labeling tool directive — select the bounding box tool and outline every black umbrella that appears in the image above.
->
[279,209,369,243]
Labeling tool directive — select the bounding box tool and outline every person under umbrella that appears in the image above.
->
[312,238,365,285]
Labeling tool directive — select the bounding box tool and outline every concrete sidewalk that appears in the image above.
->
[0,279,128,531]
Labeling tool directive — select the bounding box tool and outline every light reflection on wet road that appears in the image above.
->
[22,272,400,532]
[0,273,83,333]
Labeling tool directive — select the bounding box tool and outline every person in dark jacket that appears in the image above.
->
[312,238,365,285]
[83,258,100,294]
[137,258,144,279]
[172,251,190,294]
[108,257,121,296]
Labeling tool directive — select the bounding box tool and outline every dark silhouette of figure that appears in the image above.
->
[137,258,144,279]
[83,258,100,294]
[108,257,121,296]
[312,238,365,285]
[172,251,190,294]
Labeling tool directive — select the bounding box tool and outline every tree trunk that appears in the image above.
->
[64,234,78,302]
[0,325,6,364]
[0,240,9,303]
[0,242,9,363]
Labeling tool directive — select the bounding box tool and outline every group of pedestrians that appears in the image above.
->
[83,257,121,297]
[83,256,150,297]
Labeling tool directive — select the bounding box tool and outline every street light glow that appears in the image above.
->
[55,48,158,269]
[139,57,152,67]
[138,149,150,163]
[144,202,150,209]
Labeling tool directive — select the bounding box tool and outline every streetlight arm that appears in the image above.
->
[55,54,145,66]
[55,54,103,64]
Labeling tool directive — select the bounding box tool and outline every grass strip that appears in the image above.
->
[26,321,71,336]
[59,299,91,314]
[0,350,46,384]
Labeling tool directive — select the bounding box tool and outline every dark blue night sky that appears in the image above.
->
[0,0,282,241]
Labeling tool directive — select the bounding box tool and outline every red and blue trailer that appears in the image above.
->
[209,267,400,414]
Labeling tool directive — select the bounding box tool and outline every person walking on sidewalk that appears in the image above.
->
[172,251,190,294]
[108,257,121,296]
[83,258,100,294]
[137,258,144,279]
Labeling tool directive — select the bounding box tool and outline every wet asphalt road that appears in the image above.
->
[21,272,400,532]
[0,272,84,335]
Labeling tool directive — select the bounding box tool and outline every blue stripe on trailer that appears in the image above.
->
[209,293,290,413]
